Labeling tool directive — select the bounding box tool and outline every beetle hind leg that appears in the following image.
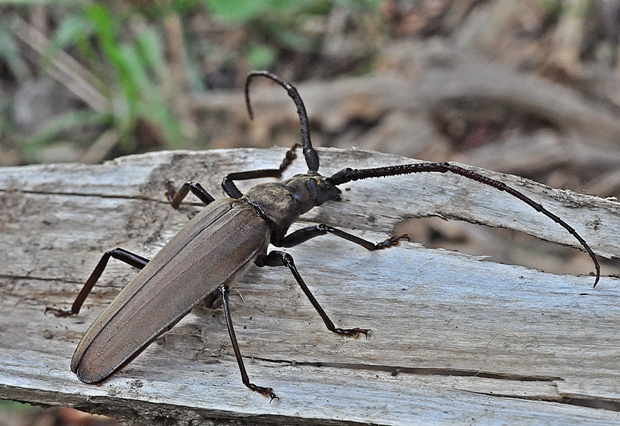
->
[219,284,278,400]
[256,251,370,338]
[45,248,149,318]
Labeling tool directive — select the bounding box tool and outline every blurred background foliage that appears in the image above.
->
[0,0,381,164]
[4,0,620,168]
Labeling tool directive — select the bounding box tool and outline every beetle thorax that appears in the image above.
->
[243,174,341,238]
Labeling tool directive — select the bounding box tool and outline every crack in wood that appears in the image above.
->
[464,390,620,413]
[0,273,83,284]
[251,357,562,382]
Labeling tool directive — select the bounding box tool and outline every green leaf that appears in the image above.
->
[85,4,123,71]
[204,0,272,23]
[44,14,93,67]
[118,43,183,148]
[50,14,92,50]
[119,44,151,91]
[136,27,167,82]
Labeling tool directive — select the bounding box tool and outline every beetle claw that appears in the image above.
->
[44,307,75,318]
[164,181,177,205]
[376,234,410,249]
[249,383,278,401]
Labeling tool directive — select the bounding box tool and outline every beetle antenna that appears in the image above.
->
[245,71,320,172]
[328,162,601,287]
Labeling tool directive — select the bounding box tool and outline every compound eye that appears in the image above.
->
[308,179,327,205]
[309,178,341,205]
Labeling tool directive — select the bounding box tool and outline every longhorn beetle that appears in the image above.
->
[46,71,601,399]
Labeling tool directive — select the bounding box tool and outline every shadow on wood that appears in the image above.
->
[1,148,619,425]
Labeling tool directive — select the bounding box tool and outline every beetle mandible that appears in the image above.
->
[46,71,601,399]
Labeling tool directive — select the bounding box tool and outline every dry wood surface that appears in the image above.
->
[1,147,620,425]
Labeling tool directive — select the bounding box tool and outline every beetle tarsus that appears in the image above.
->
[164,180,183,207]
[247,383,278,400]
[44,307,76,317]
[279,143,300,172]
[375,234,410,249]
[333,327,370,338]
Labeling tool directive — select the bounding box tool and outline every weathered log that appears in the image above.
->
[1,148,619,425]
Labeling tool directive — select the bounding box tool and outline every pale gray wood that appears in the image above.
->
[1,148,619,425]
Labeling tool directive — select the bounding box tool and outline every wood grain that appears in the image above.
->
[1,148,619,425]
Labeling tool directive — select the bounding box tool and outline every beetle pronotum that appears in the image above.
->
[47,71,600,399]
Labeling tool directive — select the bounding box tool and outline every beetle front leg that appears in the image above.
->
[278,223,409,251]
[45,248,149,317]
[221,143,300,199]
[219,284,278,400]
[256,251,369,338]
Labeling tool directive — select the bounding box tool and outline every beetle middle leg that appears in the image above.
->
[261,226,408,337]
[256,251,370,338]
[219,284,278,400]
[45,248,149,317]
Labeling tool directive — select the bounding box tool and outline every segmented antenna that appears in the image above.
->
[329,163,601,287]
[245,71,319,172]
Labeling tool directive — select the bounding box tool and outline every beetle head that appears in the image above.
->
[307,175,341,206]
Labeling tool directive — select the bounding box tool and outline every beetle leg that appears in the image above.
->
[256,251,370,338]
[45,248,149,318]
[219,284,278,400]
[221,143,300,199]
[278,223,409,251]
[165,181,215,209]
